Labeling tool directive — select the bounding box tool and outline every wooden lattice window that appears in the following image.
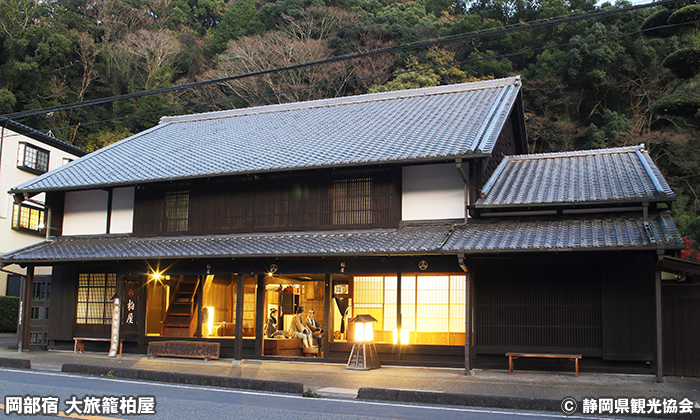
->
[76,273,116,325]
[165,191,189,232]
[12,203,46,235]
[332,178,372,225]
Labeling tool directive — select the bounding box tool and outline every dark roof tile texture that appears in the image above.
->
[1,214,681,263]
[477,146,675,207]
[12,78,521,194]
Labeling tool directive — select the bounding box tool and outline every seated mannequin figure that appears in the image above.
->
[265,308,287,339]
[288,306,314,348]
[305,309,324,350]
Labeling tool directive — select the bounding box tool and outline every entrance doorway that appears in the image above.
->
[263,274,326,357]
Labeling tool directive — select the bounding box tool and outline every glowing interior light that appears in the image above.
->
[401,328,409,345]
[204,307,214,337]
[392,328,409,345]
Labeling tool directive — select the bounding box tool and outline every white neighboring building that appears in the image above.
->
[0,120,85,296]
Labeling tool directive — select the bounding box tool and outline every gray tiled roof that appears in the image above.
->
[11,77,522,195]
[476,145,675,208]
[1,214,680,263]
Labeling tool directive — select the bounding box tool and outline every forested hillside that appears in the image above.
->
[1,0,700,248]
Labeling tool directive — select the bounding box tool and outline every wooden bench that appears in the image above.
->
[264,338,303,356]
[147,341,220,360]
[506,352,582,377]
[74,337,123,355]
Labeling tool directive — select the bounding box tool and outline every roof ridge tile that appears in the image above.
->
[161,77,521,124]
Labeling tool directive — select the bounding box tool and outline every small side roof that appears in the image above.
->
[2,119,86,157]
[10,77,523,195]
[476,145,675,209]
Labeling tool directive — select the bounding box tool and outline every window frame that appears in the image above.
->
[76,273,117,325]
[17,142,50,174]
[12,203,46,236]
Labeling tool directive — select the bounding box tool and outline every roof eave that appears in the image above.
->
[1,244,679,265]
[10,152,492,195]
[475,197,677,210]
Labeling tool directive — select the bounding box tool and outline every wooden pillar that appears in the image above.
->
[254,274,265,357]
[233,274,243,361]
[323,274,331,360]
[195,275,203,338]
[465,269,472,374]
[655,269,663,383]
[18,265,34,352]
[396,273,402,331]
[396,273,402,360]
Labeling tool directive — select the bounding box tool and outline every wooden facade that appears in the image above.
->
[132,167,401,236]
[662,284,700,377]
[471,255,658,373]
[41,250,669,374]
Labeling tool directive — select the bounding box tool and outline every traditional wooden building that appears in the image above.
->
[2,77,689,377]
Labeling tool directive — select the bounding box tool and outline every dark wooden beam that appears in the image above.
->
[254,274,265,357]
[323,274,331,360]
[195,275,203,339]
[18,266,34,351]
[234,274,243,361]
[465,269,472,374]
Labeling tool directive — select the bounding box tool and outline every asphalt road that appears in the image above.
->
[0,368,619,420]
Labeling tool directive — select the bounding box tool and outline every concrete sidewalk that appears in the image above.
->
[1,335,698,418]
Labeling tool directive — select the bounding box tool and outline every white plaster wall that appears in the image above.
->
[63,189,109,235]
[0,127,83,253]
[402,163,465,221]
[110,187,134,234]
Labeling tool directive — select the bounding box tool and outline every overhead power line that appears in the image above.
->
[42,16,700,135]
[0,0,686,122]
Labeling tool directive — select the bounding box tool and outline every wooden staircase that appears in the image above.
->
[161,277,199,337]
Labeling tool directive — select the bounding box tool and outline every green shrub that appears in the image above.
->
[662,48,700,79]
[651,92,700,118]
[668,5,700,26]
[641,9,674,38]
[0,296,19,333]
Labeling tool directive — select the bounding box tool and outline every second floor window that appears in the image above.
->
[165,191,190,232]
[17,142,49,174]
[12,203,46,235]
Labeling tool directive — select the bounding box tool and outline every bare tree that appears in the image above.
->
[211,31,348,105]
[281,6,361,41]
[114,29,181,90]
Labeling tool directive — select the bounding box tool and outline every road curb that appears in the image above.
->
[61,364,304,394]
[0,357,31,369]
[357,388,699,419]
[357,388,560,411]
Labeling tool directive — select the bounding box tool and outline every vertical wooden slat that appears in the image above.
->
[474,261,602,351]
